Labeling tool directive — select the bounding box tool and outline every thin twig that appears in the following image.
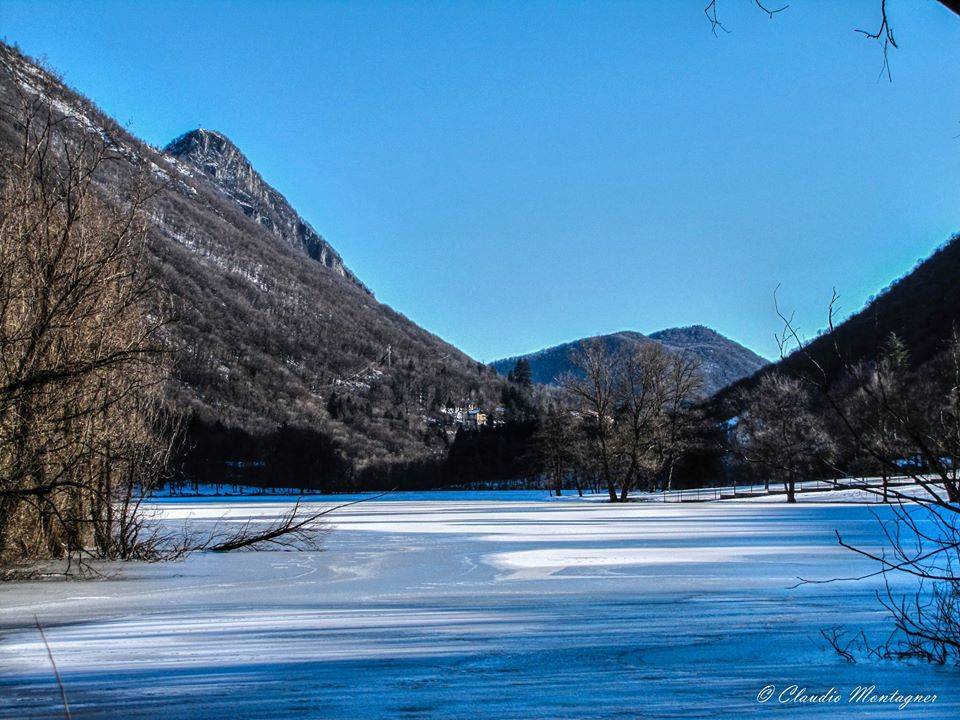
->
[35,615,71,720]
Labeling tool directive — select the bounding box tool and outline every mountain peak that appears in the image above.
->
[649,325,722,344]
[164,128,238,159]
[167,127,228,143]
[164,128,368,292]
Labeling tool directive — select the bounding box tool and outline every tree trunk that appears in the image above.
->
[945,481,960,505]
[570,469,581,496]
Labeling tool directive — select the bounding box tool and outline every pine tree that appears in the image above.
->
[512,358,533,388]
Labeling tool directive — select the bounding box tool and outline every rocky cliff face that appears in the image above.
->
[165,129,368,292]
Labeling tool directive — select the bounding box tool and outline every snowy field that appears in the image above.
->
[2,491,958,718]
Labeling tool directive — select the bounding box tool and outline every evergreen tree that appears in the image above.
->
[512,358,533,388]
[882,332,910,371]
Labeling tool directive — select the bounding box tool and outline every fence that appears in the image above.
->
[642,476,918,503]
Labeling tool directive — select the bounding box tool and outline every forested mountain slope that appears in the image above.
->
[714,234,960,411]
[491,326,767,396]
[0,43,505,481]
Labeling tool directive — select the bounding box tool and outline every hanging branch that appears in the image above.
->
[855,0,898,81]
[704,0,788,36]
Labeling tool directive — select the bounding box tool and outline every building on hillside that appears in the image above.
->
[464,408,487,429]
[440,403,488,429]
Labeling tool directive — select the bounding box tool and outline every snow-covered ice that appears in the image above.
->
[2,491,958,718]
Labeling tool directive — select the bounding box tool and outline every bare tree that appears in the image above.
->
[843,333,911,502]
[704,0,960,81]
[615,344,670,501]
[0,89,177,573]
[771,293,960,662]
[563,341,621,502]
[736,372,833,502]
[563,341,705,502]
[656,350,705,492]
[535,402,576,496]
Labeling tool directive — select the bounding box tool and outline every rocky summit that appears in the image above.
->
[165,128,367,291]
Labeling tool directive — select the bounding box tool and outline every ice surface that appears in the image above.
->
[2,492,958,718]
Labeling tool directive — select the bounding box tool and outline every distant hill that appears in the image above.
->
[0,42,505,477]
[490,326,768,396]
[713,234,960,412]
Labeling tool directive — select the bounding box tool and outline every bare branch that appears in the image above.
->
[854,0,898,81]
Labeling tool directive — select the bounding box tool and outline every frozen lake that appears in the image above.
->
[1,491,957,718]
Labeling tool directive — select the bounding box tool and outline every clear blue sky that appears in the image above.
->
[3,1,959,361]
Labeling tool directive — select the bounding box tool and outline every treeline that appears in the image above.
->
[172,349,729,497]
[174,379,542,492]
[732,328,960,502]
